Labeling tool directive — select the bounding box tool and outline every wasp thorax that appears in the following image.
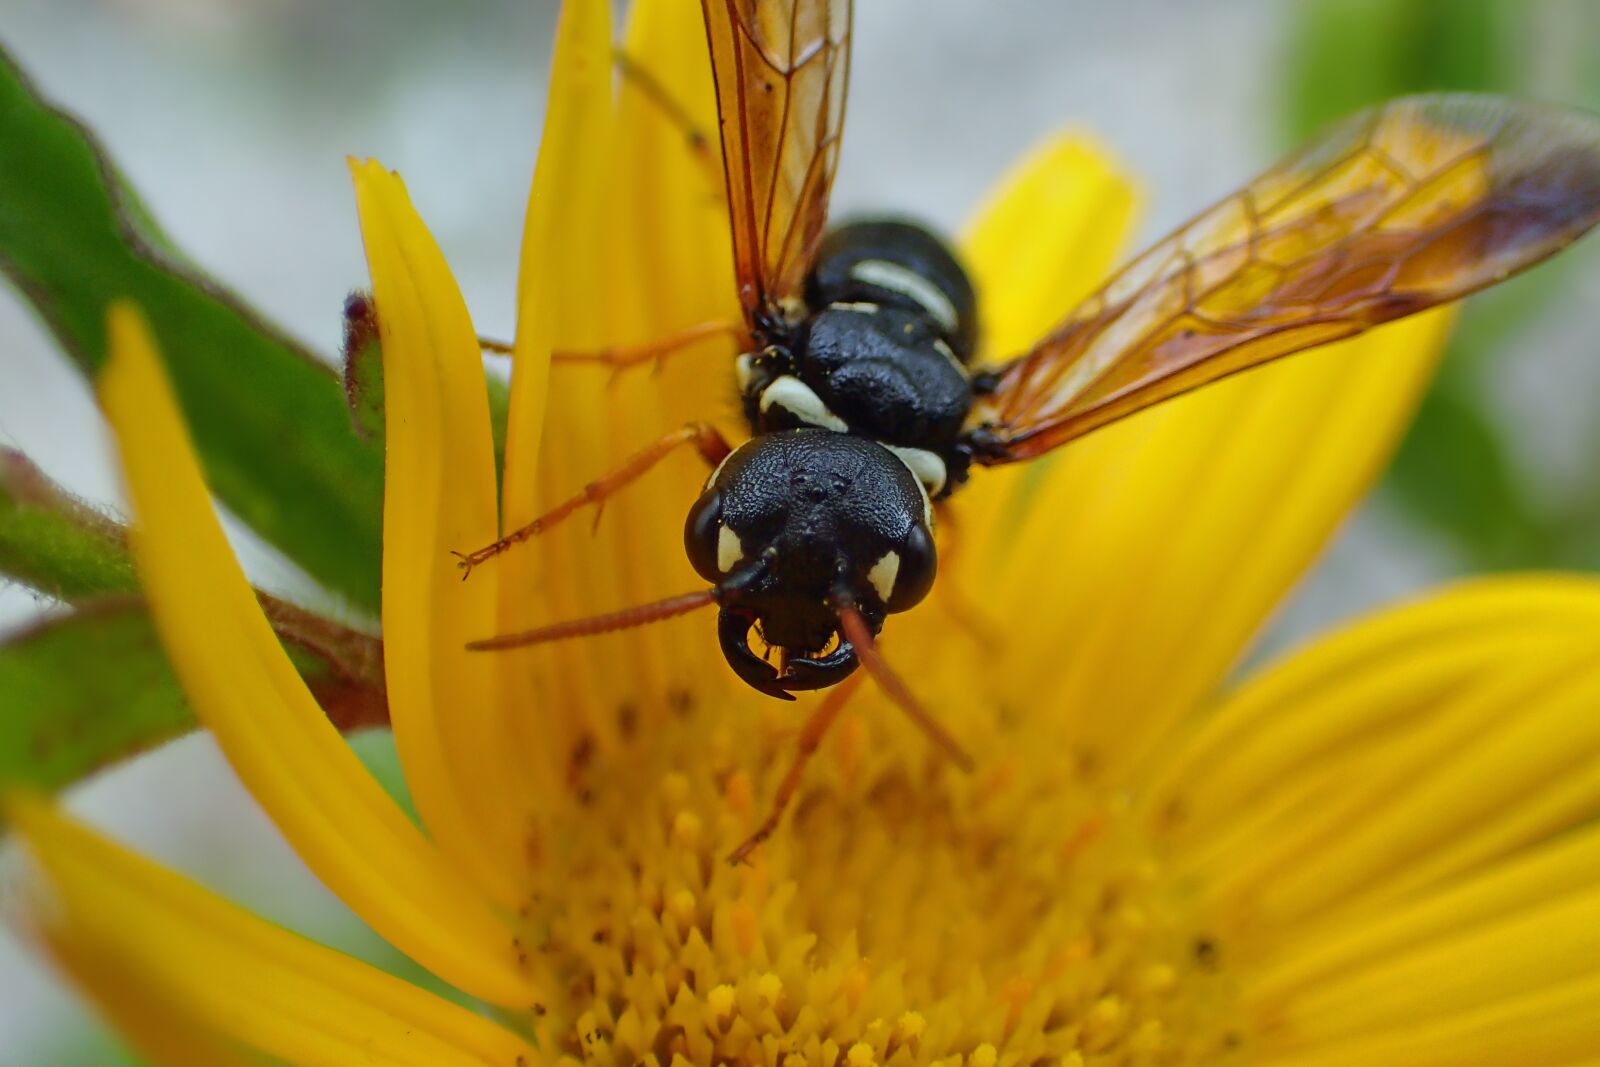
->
[684,430,936,698]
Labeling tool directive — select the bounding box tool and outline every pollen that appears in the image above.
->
[521,697,1246,1066]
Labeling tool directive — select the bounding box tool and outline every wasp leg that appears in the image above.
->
[453,422,733,578]
[933,503,1003,652]
[480,320,744,372]
[613,48,725,201]
[727,673,865,865]
[551,319,746,379]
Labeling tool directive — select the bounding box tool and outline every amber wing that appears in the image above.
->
[974,94,1600,462]
[701,0,851,321]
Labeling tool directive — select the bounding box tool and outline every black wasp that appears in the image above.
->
[459,0,1600,855]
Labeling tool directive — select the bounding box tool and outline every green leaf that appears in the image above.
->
[1384,372,1556,567]
[0,42,384,610]
[1278,0,1600,568]
[1283,0,1515,139]
[0,449,388,793]
[340,288,511,482]
[0,596,387,795]
[0,601,192,792]
[1,449,137,600]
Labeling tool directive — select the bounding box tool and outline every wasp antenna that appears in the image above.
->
[832,596,975,773]
[466,589,717,652]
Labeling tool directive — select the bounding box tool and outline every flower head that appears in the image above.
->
[10,2,1600,1066]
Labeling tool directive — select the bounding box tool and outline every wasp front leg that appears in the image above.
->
[551,320,747,379]
[453,422,733,578]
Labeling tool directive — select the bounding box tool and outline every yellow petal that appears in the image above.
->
[1149,575,1600,833]
[951,130,1456,776]
[1258,972,1600,1067]
[962,132,1143,360]
[980,305,1450,779]
[97,303,538,1008]
[1155,575,1600,938]
[502,0,749,764]
[30,924,255,1067]
[502,0,614,508]
[497,0,623,777]
[901,133,1140,670]
[1261,883,1600,1045]
[1247,821,1600,1006]
[579,0,747,706]
[8,792,539,1067]
[351,158,534,907]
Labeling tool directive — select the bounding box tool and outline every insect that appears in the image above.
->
[458,1,1600,855]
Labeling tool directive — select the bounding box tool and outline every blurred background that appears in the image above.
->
[1,1,1598,1061]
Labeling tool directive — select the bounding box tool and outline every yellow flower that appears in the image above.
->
[10,1,1600,1065]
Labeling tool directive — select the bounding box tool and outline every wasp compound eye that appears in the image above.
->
[884,522,937,613]
[684,489,726,583]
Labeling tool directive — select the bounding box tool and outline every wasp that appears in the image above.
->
[458,0,1600,856]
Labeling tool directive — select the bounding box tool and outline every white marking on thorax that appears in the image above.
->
[734,352,757,392]
[849,259,959,334]
[758,375,849,432]
[717,525,745,573]
[827,300,881,315]
[867,551,902,605]
[883,444,948,500]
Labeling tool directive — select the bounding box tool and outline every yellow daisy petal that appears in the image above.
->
[1149,575,1600,844]
[497,0,620,778]
[893,133,1139,663]
[1265,883,1600,1044]
[981,306,1450,779]
[504,0,746,765]
[962,132,1143,359]
[97,303,537,1007]
[949,127,1457,779]
[1260,972,1600,1067]
[1158,576,1600,940]
[580,0,745,702]
[1248,820,1600,1006]
[1136,577,1600,1063]
[32,926,255,1067]
[8,792,538,1067]
[351,157,533,907]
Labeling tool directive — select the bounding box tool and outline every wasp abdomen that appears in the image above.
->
[805,219,978,359]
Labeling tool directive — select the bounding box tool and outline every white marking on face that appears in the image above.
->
[883,444,948,500]
[735,352,756,392]
[717,524,744,573]
[867,550,902,605]
[759,375,849,432]
[849,259,959,333]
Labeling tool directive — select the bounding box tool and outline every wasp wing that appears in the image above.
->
[973,95,1600,462]
[701,0,851,321]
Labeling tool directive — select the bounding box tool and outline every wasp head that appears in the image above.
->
[684,430,937,700]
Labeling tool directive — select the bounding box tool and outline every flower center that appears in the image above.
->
[523,692,1247,1065]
